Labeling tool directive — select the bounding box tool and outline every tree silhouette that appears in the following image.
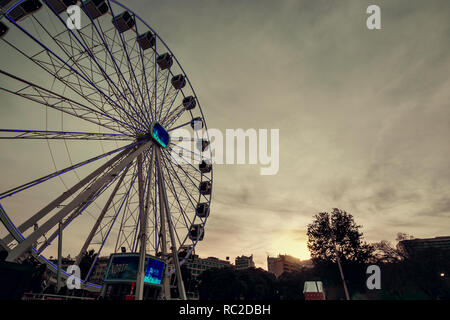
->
[306,208,374,298]
[307,208,373,264]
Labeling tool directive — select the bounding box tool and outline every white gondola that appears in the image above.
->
[171,74,186,90]
[196,203,210,218]
[81,0,108,20]
[0,22,8,38]
[199,181,211,195]
[45,0,77,14]
[199,160,212,173]
[188,224,204,241]
[182,96,196,110]
[7,0,42,22]
[190,117,203,129]
[156,52,173,70]
[112,11,134,33]
[137,31,155,50]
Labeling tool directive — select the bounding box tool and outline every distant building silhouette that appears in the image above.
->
[235,255,255,270]
[398,236,450,256]
[89,256,110,284]
[267,254,312,277]
[185,254,231,278]
[49,256,75,273]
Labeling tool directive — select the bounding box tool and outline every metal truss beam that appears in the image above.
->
[5,140,152,262]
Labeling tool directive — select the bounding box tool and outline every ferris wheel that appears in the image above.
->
[0,0,212,299]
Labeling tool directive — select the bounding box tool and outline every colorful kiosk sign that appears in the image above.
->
[103,253,165,286]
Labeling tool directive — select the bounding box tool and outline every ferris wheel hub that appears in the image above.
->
[149,122,170,149]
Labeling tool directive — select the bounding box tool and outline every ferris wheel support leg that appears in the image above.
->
[74,165,130,266]
[136,151,154,300]
[1,146,133,246]
[57,222,63,293]
[5,141,152,263]
[156,148,187,300]
[0,237,9,252]
[157,153,170,300]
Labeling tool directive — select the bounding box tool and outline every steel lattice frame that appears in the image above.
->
[0,0,213,297]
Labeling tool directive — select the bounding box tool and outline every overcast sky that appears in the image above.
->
[135,0,450,267]
[1,0,449,269]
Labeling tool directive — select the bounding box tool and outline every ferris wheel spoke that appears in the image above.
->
[115,178,140,252]
[87,166,137,249]
[169,143,205,166]
[0,142,136,246]
[5,140,152,262]
[171,221,184,254]
[83,145,151,281]
[159,88,178,124]
[162,104,184,128]
[165,149,204,188]
[167,118,197,132]
[0,68,134,134]
[166,144,211,181]
[156,71,170,120]
[160,154,193,229]
[155,147,186,297]
[67,27,146,129]
[160,150,198,212]
[0,128,140,141]
[28,14,136,129]
[114,147,151,253]
[74,163,130,265]
[133,15,155,123]
[163,149,210,204]
[152,41,158,122]
[137,150,154,254]
[78,1,150,129]
[160,88,181,124]
[107,2,151,126]
[67,30,146,129]
[152,155,160,254]
[2,20,147,132]
[37,161,130,255]
[64,28,148,131]
[0,140,141,202]
[100,27,150,128]
[83,155,143,282]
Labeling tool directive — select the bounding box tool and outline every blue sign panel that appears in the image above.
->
[152,122,170,148]
[144,257,165,285]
